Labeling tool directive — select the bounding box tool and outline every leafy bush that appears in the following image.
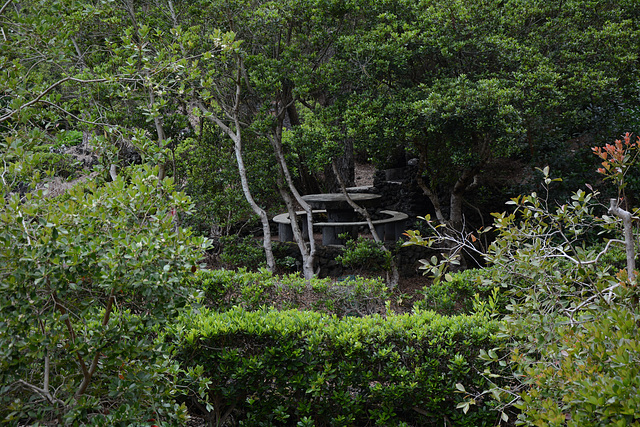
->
[175,136,255,236]
[54,129,83,148]
[0,165,210,424]
[415,268,503,315]
[517,297,640,427]
[6,150,80,186]
[473,167,640,425]
[185,268,392,317]
[33,151,79,178]
[218,234,266,270]
[403,166,640,423]
[166,307,506,426]
[336,235,393,273]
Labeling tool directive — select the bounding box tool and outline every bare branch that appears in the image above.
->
[331,158,399,287]
[14,379,66,407]
[0,0,13,16]
[38,100,112,127]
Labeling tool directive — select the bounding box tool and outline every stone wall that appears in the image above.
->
[371,165,433,218]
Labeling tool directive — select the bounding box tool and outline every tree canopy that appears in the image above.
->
[2,0,640,421]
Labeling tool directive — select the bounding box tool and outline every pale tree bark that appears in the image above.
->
[195,60,276,273]
[609,198,636,281]
[268,119,316,280]
[331,159,399,287]
[260,77,317,279]
[146,71,167,181]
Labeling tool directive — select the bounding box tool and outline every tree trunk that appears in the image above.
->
[331,159,399,287]
[415,147,447,224]
[196,67,276,273]
[231,131,276,273]
[147,71,167,181]
[269,125,316,280]
[609,198,636,281]
[269,83,317,279]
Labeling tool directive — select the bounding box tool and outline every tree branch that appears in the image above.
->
[14,380,66,407]
[331,158,399,287]
[0,77,109,123]
[0,0,13,16]
[75,288,116,398]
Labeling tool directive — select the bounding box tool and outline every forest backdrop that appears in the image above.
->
[2,0,640,425]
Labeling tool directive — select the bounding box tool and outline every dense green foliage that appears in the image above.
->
[455,169,640,425]
[186,268,391,317]
[0,165,210,424]
[175,135,254,236]
[336,236,393,273]
[415,268,503,316]
[3,0,640,424]
[167,307,505,426]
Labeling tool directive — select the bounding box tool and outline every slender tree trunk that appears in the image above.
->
[609,198,636,280]
[195,60,276,272]
[449,168,479,231]
[268,124,316,279]
[231,130,276,272]
[415,136,487,271]
[147,72,167,181]
[331,159,399,287]
[415,146,447,224]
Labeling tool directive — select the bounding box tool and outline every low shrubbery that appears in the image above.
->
[166,307,506,426]
[415,268,501,315]
[517,299,640,426]
[185,268,392,317]
[336,235,393,273]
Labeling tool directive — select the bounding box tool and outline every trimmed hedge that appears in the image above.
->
[166,307,505,426]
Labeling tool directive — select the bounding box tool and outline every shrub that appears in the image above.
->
[516,296,640,427]
[174,136,255,236]
[0,165,210,424]
[54,129,83,148]
[185,268,392,316]
[475,166,640,425]
[415,268,503,315]
[166,307,506,426]
[6,151,80,187]
[32,151,79,178]
[336,235,393,273]
[219,234,266,269]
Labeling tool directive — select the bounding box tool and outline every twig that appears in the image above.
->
[15,379,66,406]
[0,0,13,16]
